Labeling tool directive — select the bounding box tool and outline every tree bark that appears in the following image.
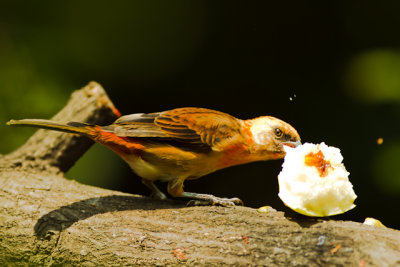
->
[0,82,399,266]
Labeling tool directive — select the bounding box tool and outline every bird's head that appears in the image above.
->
[247,116,301,159]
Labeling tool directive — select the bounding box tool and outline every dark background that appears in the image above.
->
[1,1,399,228]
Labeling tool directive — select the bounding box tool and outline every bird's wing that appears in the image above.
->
[103,107,243,150]
[107,112,170,138]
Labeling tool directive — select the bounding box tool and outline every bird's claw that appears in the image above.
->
[186,196,243,207]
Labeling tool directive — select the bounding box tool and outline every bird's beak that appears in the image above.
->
[282,140,302,148]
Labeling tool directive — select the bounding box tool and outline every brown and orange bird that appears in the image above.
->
[7,107,300,206]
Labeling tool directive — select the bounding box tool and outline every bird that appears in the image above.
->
[7,107,301,206]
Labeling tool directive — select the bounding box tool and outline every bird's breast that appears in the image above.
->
[215,144,254,169]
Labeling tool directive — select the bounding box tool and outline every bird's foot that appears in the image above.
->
[150,191,168,200]
[142,179,168,200]
[181,192,243,207]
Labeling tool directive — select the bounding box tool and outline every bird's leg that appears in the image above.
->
[167,178,243,206]
[180,192,243,206]
[142,179,167,200]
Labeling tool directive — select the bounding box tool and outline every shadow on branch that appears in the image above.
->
[34,195,186,239]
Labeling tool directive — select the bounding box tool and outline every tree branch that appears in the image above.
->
[2,81,120,173]
[1,82,399,266]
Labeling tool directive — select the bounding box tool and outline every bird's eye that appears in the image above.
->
[274,128,283,138]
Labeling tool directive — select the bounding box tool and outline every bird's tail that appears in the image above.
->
[6,119,96,136]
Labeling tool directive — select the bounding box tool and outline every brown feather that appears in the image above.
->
[155,108,244,150]
[101,107,244,150]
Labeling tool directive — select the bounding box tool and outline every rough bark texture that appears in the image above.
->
[0,82,399,266]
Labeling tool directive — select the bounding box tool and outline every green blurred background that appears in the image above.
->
[1,1,399,228]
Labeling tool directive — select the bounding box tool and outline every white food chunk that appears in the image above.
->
[278,142,357,217]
